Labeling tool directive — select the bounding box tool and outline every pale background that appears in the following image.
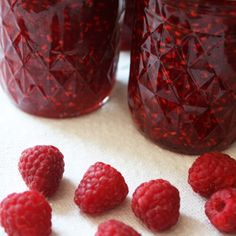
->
[0,53,235,236]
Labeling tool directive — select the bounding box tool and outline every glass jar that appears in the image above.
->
[129,0,236,154]
[120,0,135,51]
[0,0,123,118]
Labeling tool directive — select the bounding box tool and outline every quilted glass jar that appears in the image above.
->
[0,0,123,118]
[120,0,135,51]
[129,0,236,154]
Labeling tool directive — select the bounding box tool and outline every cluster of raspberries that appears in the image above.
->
[0,145,236,235]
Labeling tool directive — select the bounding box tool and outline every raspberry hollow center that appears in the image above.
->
[214,200,226,212]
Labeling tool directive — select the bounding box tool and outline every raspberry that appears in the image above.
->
[95,220,141,236]
[74,162,128,214]
[18,145,65,197]
[188,152,236,198]
[205,188,236,233]
[132,179,180,232]
[0,191,52,236]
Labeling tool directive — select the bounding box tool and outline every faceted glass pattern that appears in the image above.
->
[0,0,123,118]
[129,0,236,154]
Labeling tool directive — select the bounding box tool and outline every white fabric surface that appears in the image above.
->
[0,52,235,236]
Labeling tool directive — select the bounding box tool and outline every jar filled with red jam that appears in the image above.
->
[0,0,123,118]
[129,0,236,154]
[120,0,135,51]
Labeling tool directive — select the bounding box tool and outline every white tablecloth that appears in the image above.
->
[0,53,235,236]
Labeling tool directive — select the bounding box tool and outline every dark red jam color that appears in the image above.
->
[129,0,236,154]
[120,0,135,51]
[0,0,123,118]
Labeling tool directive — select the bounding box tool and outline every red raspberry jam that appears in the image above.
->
[120,0,135,51]
[0,0,123,118]
[129,1,236,154]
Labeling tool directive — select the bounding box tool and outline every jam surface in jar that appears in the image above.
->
[120,0,135,51]
[129,0,236,154]
[0,0,123,118]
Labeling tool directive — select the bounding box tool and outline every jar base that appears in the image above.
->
[155,139,234,156]
[135,125,235,156]
[12,95,111,119]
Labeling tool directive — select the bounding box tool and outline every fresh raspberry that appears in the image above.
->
[95,220,141,236]
[0,191,52,236]
[18,145,65,197]
[74,162,128,214]
[205,188,236,233]
[188,152,236,198]
[132,179,180,232]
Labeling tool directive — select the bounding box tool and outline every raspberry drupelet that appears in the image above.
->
[205,188,236,233]
[188,152,236,198]
[132,179,180,232]
[0,191,52,236]
[95,220,141,236]
[19,145,65,197]
[74,162,129,214]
